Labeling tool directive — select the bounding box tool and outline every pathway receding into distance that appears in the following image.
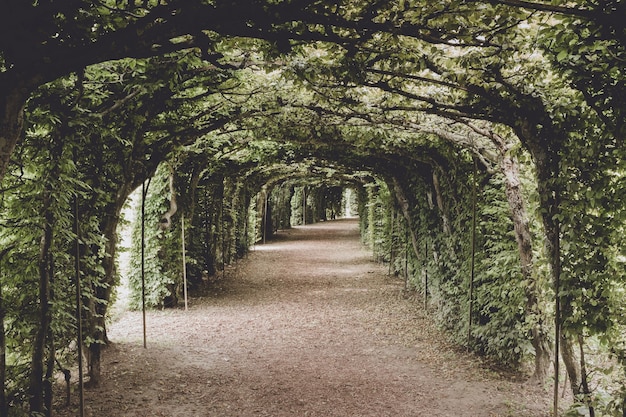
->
[62,218,549,417]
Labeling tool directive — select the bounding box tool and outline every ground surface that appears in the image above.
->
[56,218,552,416]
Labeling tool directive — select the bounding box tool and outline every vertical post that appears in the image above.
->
[302,185,306,226]
[0,266,5,417]
[182,214,188,311]
[221,193,226,275]
[404,223,409,289]
[0,247,11,417]
[262,189,268,244]
[205,186,211,263]
[141,180,147,349]
[467,157,477,350]
[554,226,561,417]
[74,193,85,417]
[424,240,428,310]
[388,207,394,276]
[244,188,249,257]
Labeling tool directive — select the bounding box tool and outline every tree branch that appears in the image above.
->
[478,0,592,18]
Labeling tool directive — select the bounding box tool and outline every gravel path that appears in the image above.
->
[56,218,551,416]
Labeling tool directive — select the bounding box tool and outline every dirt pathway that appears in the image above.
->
[59,218,551,416]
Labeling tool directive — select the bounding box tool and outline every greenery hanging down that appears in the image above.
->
[1,1,626,415]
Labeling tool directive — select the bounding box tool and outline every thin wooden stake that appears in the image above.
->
[0,246,16,417]
[0,264,5,417]
[554,252,561,416]
[389,207,394,276]
[554,190,562,417]
[182,214,188,311]
[221,193,226,275]
[141,180,149,349]
[74,193,85,417]
[244,188,249,257]
[263,190,268,245]
[302,185,306,226]
[467,157,477,350]
[404,222,409,289]
[424,240,428,310]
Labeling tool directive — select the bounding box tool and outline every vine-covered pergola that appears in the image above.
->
[1,1,625,416]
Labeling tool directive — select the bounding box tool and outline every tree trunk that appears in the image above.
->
[431,171,451,235]
[578,334,595,417]
[30,189,54,414]
[86,185,132,385]
[391,177,421,261]
[441,121,554,382]
[0,261,6,417]
[561,333,581,395]
[496,140,551,382]
[388,205,395,275]
[186,159,207,223]
[86,210,121,385]
[514,117,580,413]
[0,87,28,182]
[44,327,55,416]
[160,166,178,230]
[29,128,64,412]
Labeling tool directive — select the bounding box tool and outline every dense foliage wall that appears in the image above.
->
[128,160,257,308]
[354,156,548,371]
[0,124,81,414]
[128,164,183,309]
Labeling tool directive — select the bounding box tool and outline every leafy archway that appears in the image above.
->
[1,1,626,416]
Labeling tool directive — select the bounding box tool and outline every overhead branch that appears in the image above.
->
[457,119,510,151]
[363,80,479,116]
[479,0,593,18]
[97,88,144,118]
[366,68,475,95]
[417,125,497,171]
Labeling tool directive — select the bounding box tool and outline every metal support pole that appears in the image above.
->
[404,222,409,289]
[554,197,562,417]
[467,157,477,350]
[141,180,148,349]
[182,214,188,311]
[263,190,268,245]
[424,240,428,310]
[302,186,306,225]
[221,194,226,275]
[389,208,394,276]
[74,194,85,417]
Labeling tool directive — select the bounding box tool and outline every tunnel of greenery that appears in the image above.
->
[1,1,626,416]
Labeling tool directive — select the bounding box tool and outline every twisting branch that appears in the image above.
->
[159,163,177,231]
[94,1,145,19]
[97,88,144,118]
[479,0,593,18]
